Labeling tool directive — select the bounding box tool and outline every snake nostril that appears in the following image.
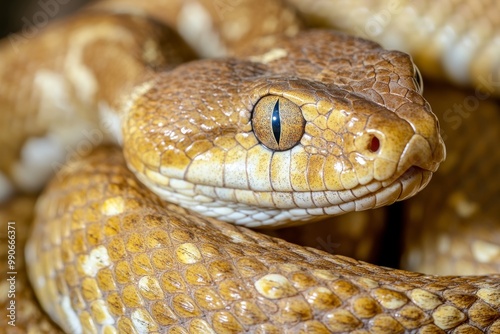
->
[368,135,380,153]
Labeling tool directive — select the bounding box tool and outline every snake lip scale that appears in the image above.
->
[135,165,434,228]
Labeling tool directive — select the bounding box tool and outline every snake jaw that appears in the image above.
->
[135,160,434,228]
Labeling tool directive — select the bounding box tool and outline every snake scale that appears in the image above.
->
[0,0,499,333]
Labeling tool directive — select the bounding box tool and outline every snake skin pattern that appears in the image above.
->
[0,0,499,333]
[29,147,500,333]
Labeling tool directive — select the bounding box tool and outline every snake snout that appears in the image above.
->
[395,107,447,176]
[356,107,445,184]
[397,134,444,174]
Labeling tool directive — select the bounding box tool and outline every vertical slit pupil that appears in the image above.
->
[272,99,281,145]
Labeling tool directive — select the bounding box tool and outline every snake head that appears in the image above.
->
[122,31,445,227]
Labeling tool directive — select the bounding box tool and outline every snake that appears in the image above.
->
[0,0,499,333]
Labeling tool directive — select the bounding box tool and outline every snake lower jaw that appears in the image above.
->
[135,162,433,229]
[385,166,434,202]
[332,166,434,218]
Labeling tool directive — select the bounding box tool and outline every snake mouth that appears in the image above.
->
[214,166,433,228]
[139,164,434,228]
[376,166,433,205]
[268,166,433,227]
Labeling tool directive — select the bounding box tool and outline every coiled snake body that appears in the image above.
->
[0,0,499,333]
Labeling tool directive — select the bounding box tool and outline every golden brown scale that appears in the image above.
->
[28,147,500,333]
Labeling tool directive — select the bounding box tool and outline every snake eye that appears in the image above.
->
[413,64,424,94]
[252,95,305,151]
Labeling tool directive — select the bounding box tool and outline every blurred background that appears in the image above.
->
[0,0,90,38]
